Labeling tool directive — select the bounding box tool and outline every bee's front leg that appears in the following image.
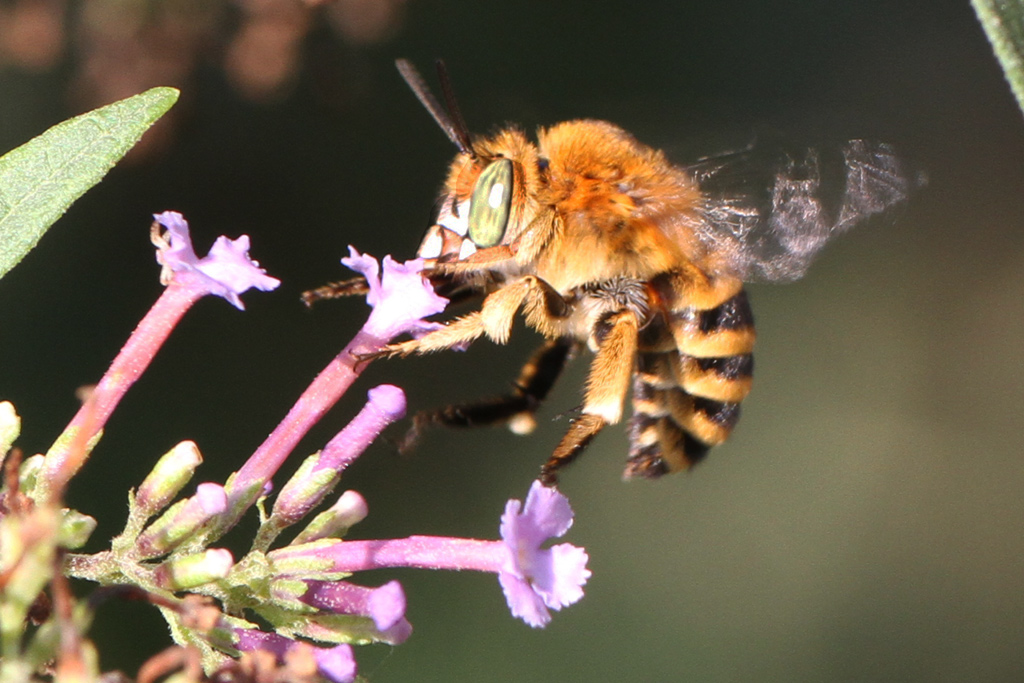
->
[301,276,369,307]
[374,275,568,358]
[541,308,640,485]
[377,310,490,358]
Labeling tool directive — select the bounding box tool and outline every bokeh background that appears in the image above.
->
[2,0,1024,680]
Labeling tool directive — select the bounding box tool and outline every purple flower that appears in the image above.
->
[34,213,280,500]
[212,253,445,539]
[266,481,590,628]
[298,579,407,632]
[313,384,406,477]
[234,629,357,683]
[498,480,591,628]
[153,211,280,310]
[313,644,359,683]
[271,385,406,527]
[342,247,447,339]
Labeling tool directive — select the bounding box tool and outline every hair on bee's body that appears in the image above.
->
[308,60,917,485]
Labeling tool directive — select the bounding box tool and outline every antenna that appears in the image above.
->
[395,58,475,157]
[434,60,474,154]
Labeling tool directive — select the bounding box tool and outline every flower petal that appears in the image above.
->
[152,210,198,266]
[152,211,280,310]
[195,235,280,309]
[342,248,447,339]
[498,568,551,628]
[340,249,380,304]
[499,481,576,560]
[532,543,591,610]
[521,480,575,538]
[499,497,527,555]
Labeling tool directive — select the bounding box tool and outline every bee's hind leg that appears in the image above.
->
[399,337,575,452]
[541,308,640,486]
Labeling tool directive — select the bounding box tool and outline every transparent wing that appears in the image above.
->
[687,140,921,282]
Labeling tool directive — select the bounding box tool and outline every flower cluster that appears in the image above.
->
[0,212,589,682]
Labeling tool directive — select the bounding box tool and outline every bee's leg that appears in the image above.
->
[378,275,568,357]
[399,337,575,452]
[434,284,486,306]
[437,245,516,271]
[541,309,640,485]
[504,337,575,434]
[303,272,483,308]
[301,277,369,307]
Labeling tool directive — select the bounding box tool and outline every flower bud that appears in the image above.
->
[0,401,20,456]
[154,549,234,590]
[271,387,404,531]
[16,454,44,494]
[291,490,368,545]
[58,509,97,549]
[136,483,227,558]
[135,441,203,518]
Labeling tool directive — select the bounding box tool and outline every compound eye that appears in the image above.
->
[467,159,514,248]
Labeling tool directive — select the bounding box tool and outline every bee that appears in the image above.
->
[307,60,917,485]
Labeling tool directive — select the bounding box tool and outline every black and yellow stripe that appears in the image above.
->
[625,287,756,479]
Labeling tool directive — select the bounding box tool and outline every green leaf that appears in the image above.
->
[972,0,1024,118]
[0,86,180,280]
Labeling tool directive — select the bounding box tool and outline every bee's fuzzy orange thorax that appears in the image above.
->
[529,120,704,291]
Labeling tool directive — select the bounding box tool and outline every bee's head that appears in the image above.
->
[417,129,542,262]
[397,59,541,264]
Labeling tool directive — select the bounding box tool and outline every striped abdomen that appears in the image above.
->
[626,285,755,479]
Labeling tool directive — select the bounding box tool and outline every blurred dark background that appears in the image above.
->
[2,0,1024,680]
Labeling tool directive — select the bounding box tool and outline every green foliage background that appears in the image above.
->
[2,0,1023,680]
